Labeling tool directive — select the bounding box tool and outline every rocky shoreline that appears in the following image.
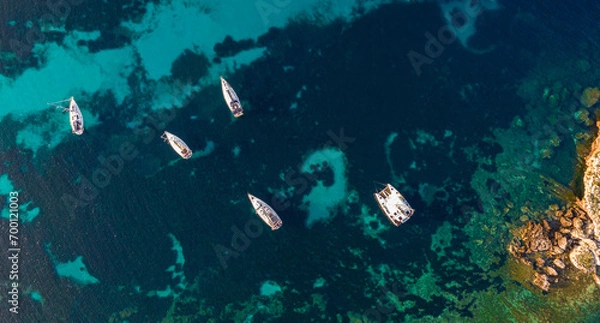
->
[509,121,600,291]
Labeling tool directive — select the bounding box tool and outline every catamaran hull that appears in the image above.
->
[374,184,414,226]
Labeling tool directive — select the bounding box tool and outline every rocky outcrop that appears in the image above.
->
[583,122,600,240]
[509,123,600,291]
[509,205,600,291]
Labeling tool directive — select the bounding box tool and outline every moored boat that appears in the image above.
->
[247,193,282,230]
[48,96,84,135]
[161,131,193,159]
[373,183,414,226]
[220,76,244,118]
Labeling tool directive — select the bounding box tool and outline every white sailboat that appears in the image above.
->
[161,131,193,159]
[247,193,282,230]
[374,183,414,226]
[220,76,244,118]
[48,96,84,135]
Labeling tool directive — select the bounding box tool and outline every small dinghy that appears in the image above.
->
[161,131,193,159]
[247,193,282,230]
[220,76,244,118]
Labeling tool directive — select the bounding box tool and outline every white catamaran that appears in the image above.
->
[48,96,84,135]
[220,76,244,118]
[247,193,282,230]
[161,131,193,159]
[374,183,415,226]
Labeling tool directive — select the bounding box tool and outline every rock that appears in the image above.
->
[551,245,564,255]
[529,238,552,252]
[571,227,585,240]
[526,222,543,238]
[581,238,600,264]
[542,220,551,231]
[553,231,562,241]
[535,257,545,268]
[582,122,600,239]
[552,258,566,269]
[580,87,600,108]
[506,124,600,291]
[557,236,568,251]
[564,208,576,219]
[533,273,550,291]
[545,266,558,276]
[559,217,572,227]
[569,244,593,273]
[585,222,595,236]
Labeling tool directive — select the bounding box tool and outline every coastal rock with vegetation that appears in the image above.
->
[508,117,600,291]
[583,121,600,239]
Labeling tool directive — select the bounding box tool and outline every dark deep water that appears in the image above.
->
[1,0,600,322]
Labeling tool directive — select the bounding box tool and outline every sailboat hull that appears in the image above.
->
[69,97,84,135]
[162,131,193,159]
[220,76,244,118]
[247,193,282,230]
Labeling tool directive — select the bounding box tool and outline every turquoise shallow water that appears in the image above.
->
[1,0,600,322]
